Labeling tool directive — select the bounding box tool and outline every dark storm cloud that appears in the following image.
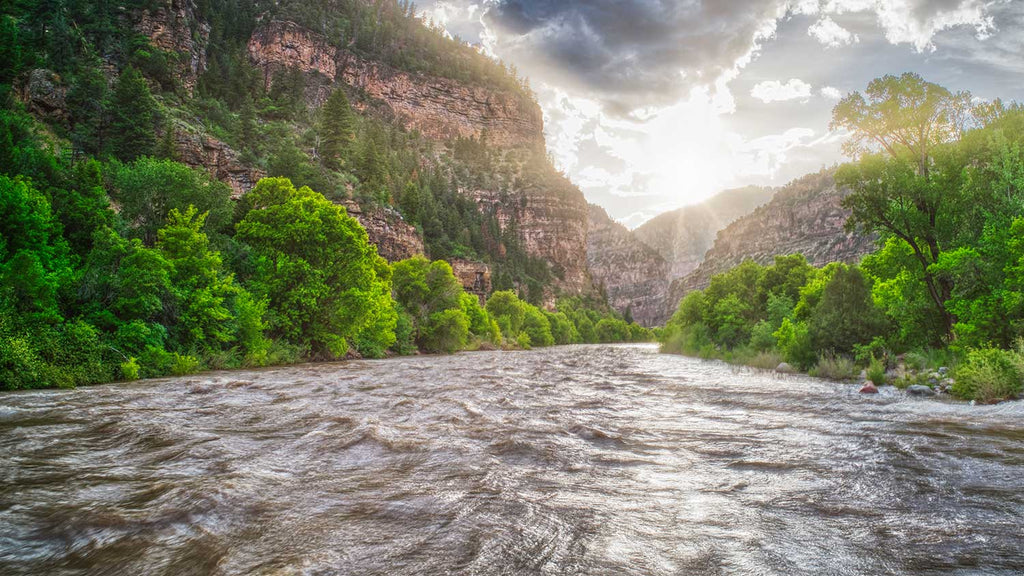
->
[482,0,787,112]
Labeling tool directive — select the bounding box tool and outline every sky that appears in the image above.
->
[418,0,1024,228]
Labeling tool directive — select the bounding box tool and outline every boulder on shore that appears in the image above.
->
[907,384,936,397]
[860,382,879,394]
[776,362,795,374]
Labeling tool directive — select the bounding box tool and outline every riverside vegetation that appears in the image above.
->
[0,1,652,390]
[660,73,1024,404]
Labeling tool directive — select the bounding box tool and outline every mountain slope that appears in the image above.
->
[634,186,775,280]
[586,205,669,326]
[666,169,877,313]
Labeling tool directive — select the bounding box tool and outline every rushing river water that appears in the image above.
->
[1,344,1022,575]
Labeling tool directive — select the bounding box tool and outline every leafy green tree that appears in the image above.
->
[0,176,72,326]
[522,304,554,347]
[486,290,525,340]
[106,66,158,161]
[235,177,396,358]
[111,158,233,244]
[420,308,469,354]
[808,265,888,355]
[156,207,242,353]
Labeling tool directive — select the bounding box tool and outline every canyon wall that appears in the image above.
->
[634,186,775,281]
[586,205,669,327]
[247,21,545,150]
[665,170,877,314]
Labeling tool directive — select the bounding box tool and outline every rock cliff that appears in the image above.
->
[131,11,588,299]
[634,185,774,280]
[169,124,264,199]
[586,205,669,327]
[471,170,592,295]
[666,170,876,312]
[133,0,210,94]
[247,20,545,149]
[342,201,424,263]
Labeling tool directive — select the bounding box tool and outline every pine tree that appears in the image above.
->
[67,62,109,156]
[319,89,355,170]
[106,66,158,162]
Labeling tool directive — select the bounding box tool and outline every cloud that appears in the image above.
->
[808,15,859,47]
[820,86,843,99]
[751,79,814,103]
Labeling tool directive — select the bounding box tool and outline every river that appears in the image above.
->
[1,344,1021,575]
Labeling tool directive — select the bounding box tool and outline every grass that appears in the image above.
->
[808,352,857,380]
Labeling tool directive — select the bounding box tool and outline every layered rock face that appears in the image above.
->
[666,170,876,312]
[248,21,545,149]
[342,202,424,263]
[170,126,264,199]
[472,171,592,294]
[586,205,669,327]
[133,0,210,94]
[635,186,774,280]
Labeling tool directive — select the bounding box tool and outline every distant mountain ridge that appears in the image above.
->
[634,186,776,280]
[665,169,877,316]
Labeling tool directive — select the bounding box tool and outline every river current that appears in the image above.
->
[1,344,1022,575]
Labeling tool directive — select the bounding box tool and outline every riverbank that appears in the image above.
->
[659,345,1024,404]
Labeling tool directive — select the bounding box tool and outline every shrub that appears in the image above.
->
[773,318,816,370]
[867,355,886,386]
[171,353,201,376]
[952,347,1024,403]
[421,308,469,354]
[809,352,857,380]
[516,332,532,350]
[121,357,141,381]
[748,350,783,370]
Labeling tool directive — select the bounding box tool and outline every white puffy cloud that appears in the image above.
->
[808,15,859,47]
[750,79,814,103]
[820,86,843,99]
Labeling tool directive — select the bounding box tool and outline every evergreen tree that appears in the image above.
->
[106,67,158,162]
[319,88,355,170]
[67,63,108,156]
[0,16,23,84]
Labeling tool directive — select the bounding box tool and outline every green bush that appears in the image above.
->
[809,352,856,380]
[867,355,886,386]
[952,347,1024,403]
[121,357,141,381]
[421,308,469,354]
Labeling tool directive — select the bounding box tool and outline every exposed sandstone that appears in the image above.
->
[635,186,774,280]
[586,205,669,327]
[170,126,264,198]
[450,259,492,304]
[134,0,210,94]
[342,201,424,263]
[471,171,592,294]
[247,21,545,149]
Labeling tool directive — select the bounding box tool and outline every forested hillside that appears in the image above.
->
[0,0,653,388]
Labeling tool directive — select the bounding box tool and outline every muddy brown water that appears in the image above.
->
[1,344,1022,575]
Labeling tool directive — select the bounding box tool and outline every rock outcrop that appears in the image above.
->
[450,259,492,304]
[342,201,424,263]
[634,185,774,281]
[134,0,210,94]
[586,205,669,327]
[17,69,67,121]
[247,21,545,149]
[667,170,876,311]
[170,126,264,198]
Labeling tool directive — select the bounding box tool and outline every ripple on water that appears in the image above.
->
[1,343,1023,576]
